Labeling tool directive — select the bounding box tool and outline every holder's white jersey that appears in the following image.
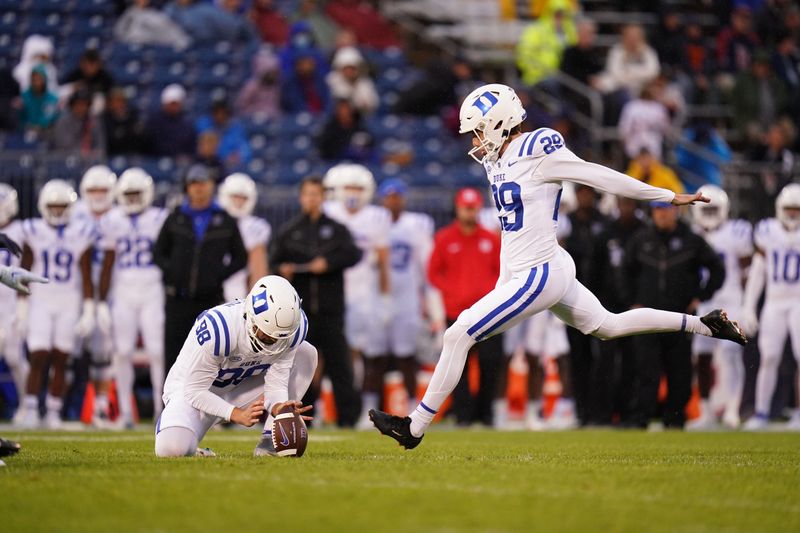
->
[389,211,434,313]
[481,128,675,273]
[754,218,800,302]
[696,219,752,312]
[99,206,168,292]
[325,202,391,300]
[163,299,310,421]
[223,215,271,302]
[21,218,94,298]
[0,220,23,307]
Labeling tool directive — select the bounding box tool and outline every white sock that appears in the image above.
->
[115,357,135,423]
[410,320,475,437]
[527,400,542,418]
[684,316,712,336]
[95,393,109,416]
[698,399,710,418]
[24,394,38,410]
[150,356,165,420]
[754,353,781,416]
[362,392,379,414]
[46,394,62,414]
[555,398,574,416]
[493,399,508,428]
[720,348,744,418]
[596,309,711,338]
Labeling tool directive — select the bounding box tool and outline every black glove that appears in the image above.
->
[0,233,22,257]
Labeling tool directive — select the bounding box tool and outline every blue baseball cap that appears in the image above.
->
[378,179,408,198]
[650,201,674,209]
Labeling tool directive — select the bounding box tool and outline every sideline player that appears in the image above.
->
[16,180,94,429]
[323,164,392,428]
[218,173,271,302]
[371,83,747,448]
[741,184,800,430]
[688,185,752,430]
[73,165,117,426]
[97,168,168,427]
[155,276,317,457]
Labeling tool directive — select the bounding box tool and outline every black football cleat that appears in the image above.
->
[701,309,747,346]
[369,409,423,450]
[0,438,21,457]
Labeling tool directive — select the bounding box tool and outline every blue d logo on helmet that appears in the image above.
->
[252,290,269,314]
[472,91,499,116]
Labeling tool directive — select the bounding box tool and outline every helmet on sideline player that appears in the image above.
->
[776,183,800,231]
[691,185,729,231]
[0,184,19,227]
[116,167,154,215]
[80,164,117,214]
[459,83,527,164]
[244,275,303,355]
[38,179,78,226]
[218,173,257,219]
[325,164,375,210]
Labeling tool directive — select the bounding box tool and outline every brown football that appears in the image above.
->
[271,404,308,457]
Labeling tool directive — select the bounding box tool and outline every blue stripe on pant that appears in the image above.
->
[466,267,538,339]
[475,264,549,341]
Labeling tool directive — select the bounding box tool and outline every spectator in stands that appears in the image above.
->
[50,89,105,157]
[716,5,759,87]
[103,87,143,156]
[516,0,577,87]
[626,201,724,429]
[731,49,789,143]
[395,57,474,116]
[747,119,797,220]
[235,49,281,120]
[325,0,401,49]
[166,0,257,44]
[13,35,58,93]
[250,0,289,47]
[318,98,373,162]
[281,53,329,114]
[654,9,687,73]
[144,84,196,158]
[772,30,800,120]
[618,82,671,161]
[278,21,329,77]
[195,131,224,180]
[291,0,340,51]
[428,188,502,427]
[625,149,685,193]
[196,99,252,169]
[115,0,191,50]
[0,68,19,132]
[756,0,795,47]
[61,49,114,100]
[19,65,58,132]
[597,24,660,98]
[563,184,609,425]
[326,47,378,116]
[683,19,716,105]
[560,17,603,88]
[675,121,732,190]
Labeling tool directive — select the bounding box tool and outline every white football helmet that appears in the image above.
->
[38,179,78,226]
[776,183,800,231]
[80,164,117,214]
[325,164,374,211]
[0,184,19,227]
[116,167,154,215]
[691,185,729,231]
[218,173,257,219]
[459,83,527,163]
[244,275,303,355]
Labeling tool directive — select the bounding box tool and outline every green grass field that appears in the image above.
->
[1,429,799,532]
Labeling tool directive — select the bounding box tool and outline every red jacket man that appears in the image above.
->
[426,187,502,427]
[428,188,501,320]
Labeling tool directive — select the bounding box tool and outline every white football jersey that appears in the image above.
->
[696,219,752,311]
[163,300,309,419]
[21,218,94,298]
[754,218,800,302]
[481,128,674,273]
[72,199,107,285]
[99,206,168,291]
[325,202,391,300]
[388,211,434,313]
[223,215,271,302]
[0,220,23,308]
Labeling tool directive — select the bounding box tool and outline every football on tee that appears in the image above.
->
[272,404,308,457]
